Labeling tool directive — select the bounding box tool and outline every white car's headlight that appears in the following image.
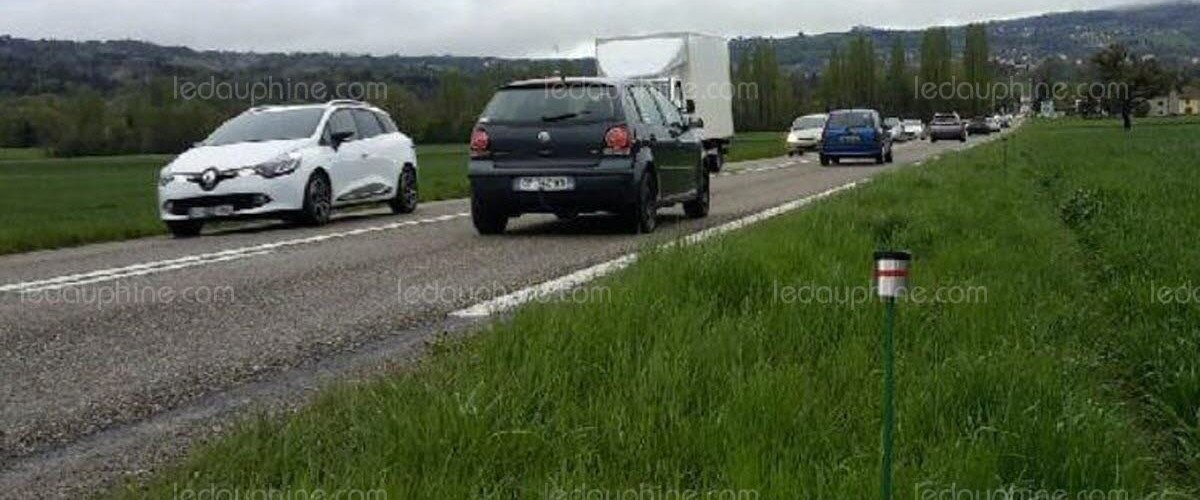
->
[253,154,302,179]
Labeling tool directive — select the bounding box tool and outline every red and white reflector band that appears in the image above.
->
[874,251,912,299]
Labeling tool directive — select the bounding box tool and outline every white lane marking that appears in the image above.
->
[718,163,797,178]
[16,251,275,293]
[450,180,867,318]
[0,212,470,294]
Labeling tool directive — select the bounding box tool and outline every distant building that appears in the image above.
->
[1148,91,1181,116]
[1181,88,1200,115]
[1039,100,1061,118]
[1149,88,1200,116]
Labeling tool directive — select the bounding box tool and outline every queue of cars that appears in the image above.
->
[780,109,1017,161]
[157,26,1019,240]
[160,33,726,237]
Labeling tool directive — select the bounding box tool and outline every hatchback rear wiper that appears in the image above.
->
[541,111,590,122]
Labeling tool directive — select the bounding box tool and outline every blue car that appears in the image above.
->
[819,109,894,166]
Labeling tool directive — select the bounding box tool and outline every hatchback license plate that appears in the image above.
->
[514,177,575,192]
[841,136,861,143]
[189,205,235,218]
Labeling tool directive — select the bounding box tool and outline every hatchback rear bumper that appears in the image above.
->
[469,172,637,215]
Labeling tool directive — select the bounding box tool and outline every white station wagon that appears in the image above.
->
[157,101,419,237]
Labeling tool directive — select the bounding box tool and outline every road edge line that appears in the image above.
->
[450,179,869,318]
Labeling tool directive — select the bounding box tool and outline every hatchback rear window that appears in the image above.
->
[480,85,619,124]
[827,112,874,128]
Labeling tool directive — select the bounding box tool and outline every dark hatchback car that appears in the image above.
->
[966,116,992,135]
[467,77,710,235]
[819,109,894,166]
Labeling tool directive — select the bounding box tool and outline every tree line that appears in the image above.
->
[0,25,1184,157]
[734,24,1004,130]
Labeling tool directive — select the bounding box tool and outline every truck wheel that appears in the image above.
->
[683,171,710,219]
[820,155,830,166]
[166,220,203,238]
[706,152,725,173]
[471,197,507,235]
[627,171,658,234]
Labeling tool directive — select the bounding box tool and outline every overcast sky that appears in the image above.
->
[0,0,1162,58]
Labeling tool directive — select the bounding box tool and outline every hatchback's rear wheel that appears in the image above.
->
[166,220,203,238]
[683,171,710,219]
[627,171,658,234]
[299,173,332,226]
[471,197,508,235]
[820,154,830,166]
[389,166,418,214]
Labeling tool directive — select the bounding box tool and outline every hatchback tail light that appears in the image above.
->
[603,125,632,156]
[469,128,490,158]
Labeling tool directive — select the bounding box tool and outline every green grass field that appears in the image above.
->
[728,131,787,163]
[0,147,48,161]
[114,118,1200,498]
[0,134,786,255]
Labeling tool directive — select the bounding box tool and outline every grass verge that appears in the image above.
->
[117,118,1199,498]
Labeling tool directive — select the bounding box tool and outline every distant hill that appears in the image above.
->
[0,36,591,97]
[731,1,1200,73]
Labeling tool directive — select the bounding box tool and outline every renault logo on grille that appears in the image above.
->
[199,168,221,191]
[537,131,552,144]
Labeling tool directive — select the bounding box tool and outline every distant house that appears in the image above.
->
[1180,88,1200,115]
[1148,88,1200,116]
[1148,91,1180,117]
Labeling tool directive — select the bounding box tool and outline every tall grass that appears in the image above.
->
[118,119,1198,498]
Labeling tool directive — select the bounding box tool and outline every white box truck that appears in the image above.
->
[596,32,735,171]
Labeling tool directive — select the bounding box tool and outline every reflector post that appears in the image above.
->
[873,250,910,500]
[874,251,912,299]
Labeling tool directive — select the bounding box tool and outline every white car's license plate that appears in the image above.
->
[514,177,575,192]
[189,205,235,218]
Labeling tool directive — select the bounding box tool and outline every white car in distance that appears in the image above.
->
[786,113,827,156]
[157,101,419,237]
[901,119,926,140]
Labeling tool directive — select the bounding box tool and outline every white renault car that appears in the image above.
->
[157,101,419,237]
[786,113,827,156]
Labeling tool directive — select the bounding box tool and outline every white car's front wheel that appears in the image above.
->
[389,166,418,214]
[298,173,333,226]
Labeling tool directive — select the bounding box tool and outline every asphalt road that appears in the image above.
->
[0,133,1003,498]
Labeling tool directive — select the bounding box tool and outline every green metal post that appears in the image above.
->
[881,297,897,500]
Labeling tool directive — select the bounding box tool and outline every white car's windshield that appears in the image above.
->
[205,109,325,147]
[792,116,825,130]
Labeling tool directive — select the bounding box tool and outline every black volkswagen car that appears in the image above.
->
[467,77,710,235]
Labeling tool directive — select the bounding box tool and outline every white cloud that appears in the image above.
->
[0,0,1161,58]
